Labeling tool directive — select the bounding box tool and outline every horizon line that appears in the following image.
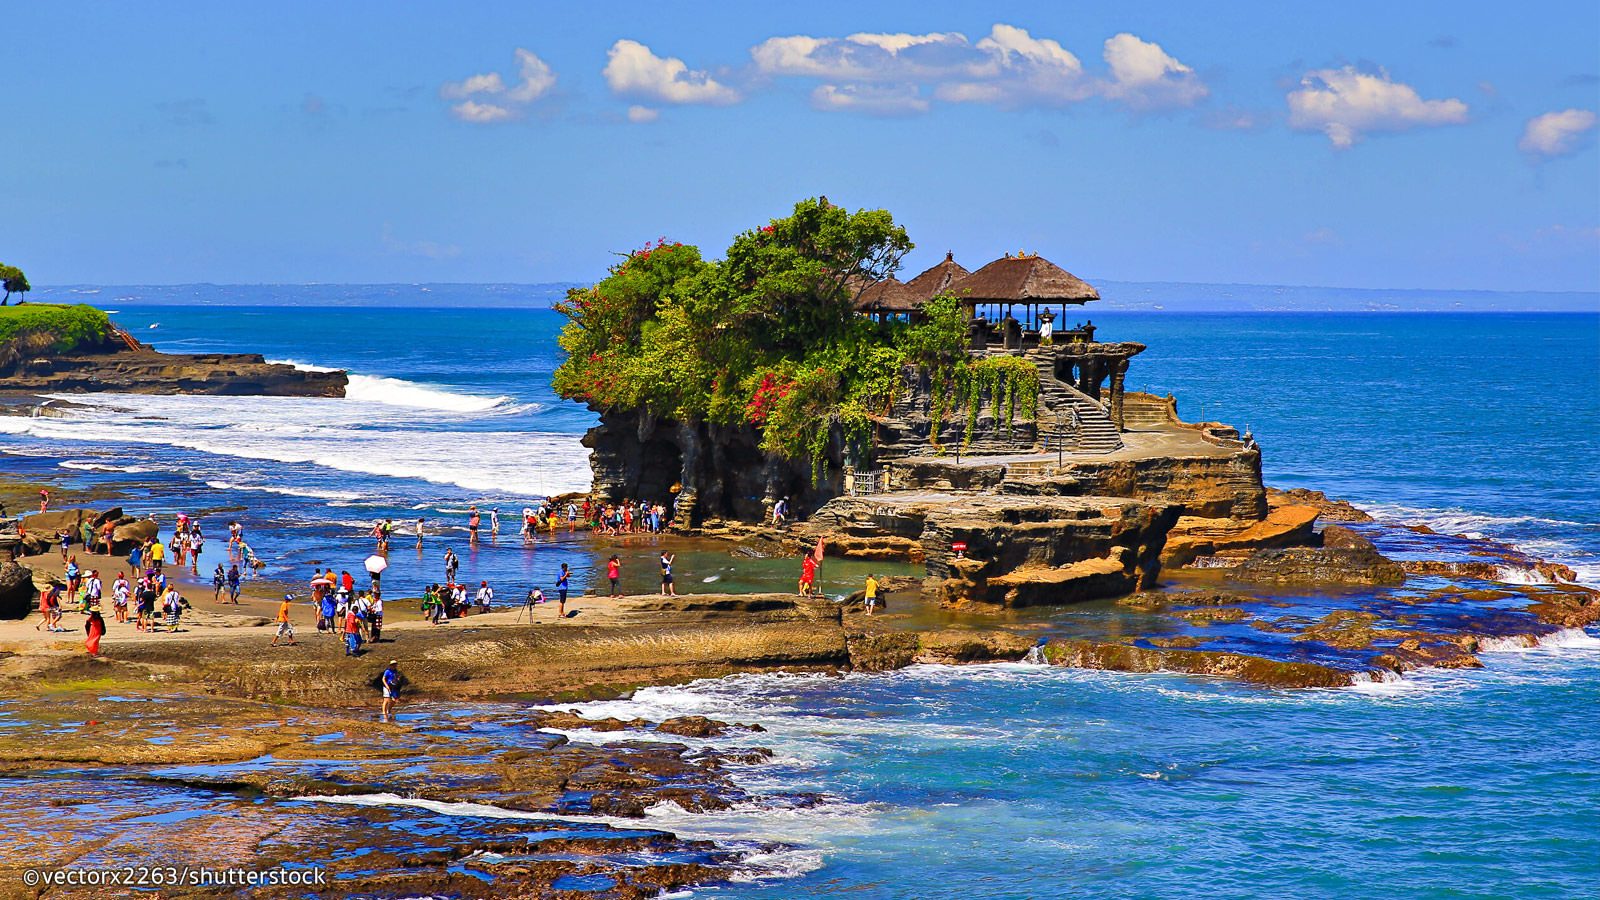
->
[33,278,1600,297]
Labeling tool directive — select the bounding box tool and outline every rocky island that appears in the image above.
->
[0,302,346,397]
[557,198,1598,682]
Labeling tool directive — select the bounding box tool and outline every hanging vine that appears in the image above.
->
[956,355,1039,447]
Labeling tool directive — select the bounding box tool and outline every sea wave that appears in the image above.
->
[345,374,514,413]
[201,479,362,502]
[0,402,591,498]
[267,360,521,413]
[1360,502,1600,588]
[59,460,152,474]
[308,792,860,878]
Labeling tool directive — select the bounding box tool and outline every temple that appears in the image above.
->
[583,244,1283,609]
[858,250,1148,457]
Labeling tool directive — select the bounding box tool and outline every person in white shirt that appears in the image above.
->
[475,581,494,613]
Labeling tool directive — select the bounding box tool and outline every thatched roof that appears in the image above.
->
[904,252,970,300]
[946,253,1099,304]
[853,276,922,313]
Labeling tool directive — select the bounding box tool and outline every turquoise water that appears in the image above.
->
[3,295,1598,896]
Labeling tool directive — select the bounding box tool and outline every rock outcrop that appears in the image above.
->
[2,348,345,397]
[0,562,35,619]
[17,507,159,556]
[1230,544,1405,586]
[805,492,1180,607]
[1162,504,1321,567]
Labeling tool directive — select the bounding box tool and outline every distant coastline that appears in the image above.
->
[26,280,1600,312]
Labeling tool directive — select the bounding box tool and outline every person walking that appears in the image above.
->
[112,573,130,623]
[380,660,401,720]
[84,608,106,657]
[226,564,242,604]
[189,526,204,576]
[468,506,481,544]
[490,508,500,536]
[162,585,184,632]
[864,574,880,616]
[369,592,384,642]
[607,555,621,597]
[271,594,297,647]
[415,517,425,550]
[84,569,103,611]
[659,552,676,597]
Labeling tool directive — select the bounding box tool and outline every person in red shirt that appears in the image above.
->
[607,555,621,596]
[343,608,362,656]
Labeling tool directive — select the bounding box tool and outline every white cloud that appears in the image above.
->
[440,48,556,123]
[749,24,1202,114]
[441,72,506,99]
[450,100,513,123]
[1518,108,1597,157]
[1286,66,1468,148]
[1100,33,1208,109]
[627,105,660,123]
[751,31,977,82]
[505,48,557,103]
[604,39,740,106]
[811,83,929,116]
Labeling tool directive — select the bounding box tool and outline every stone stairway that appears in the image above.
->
[1028,353,1123,455]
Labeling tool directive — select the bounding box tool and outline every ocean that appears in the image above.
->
[3,291,1598,896]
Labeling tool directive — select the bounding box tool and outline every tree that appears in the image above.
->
[0,265,29,305]
[551,197,916,478]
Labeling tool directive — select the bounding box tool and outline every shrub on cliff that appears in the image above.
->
[0,303,111,353]
[553,198,914,477]
[552,197,1042,474]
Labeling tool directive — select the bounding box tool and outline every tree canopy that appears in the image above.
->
[552,198,1032,478]
[0,264,29,305]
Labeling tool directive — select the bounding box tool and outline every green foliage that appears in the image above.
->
[551,198,916,481]
[957,355,1040,446]
[0,264,29,305]
[0,303,110,352]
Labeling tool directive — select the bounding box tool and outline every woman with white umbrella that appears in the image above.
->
[365,554,388,595]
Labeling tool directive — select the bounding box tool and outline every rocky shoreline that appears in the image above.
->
[2,473,1597,897]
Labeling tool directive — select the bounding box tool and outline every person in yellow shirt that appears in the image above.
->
[149,539,166,573]
[864,575,879,615]
[271,594,297,647]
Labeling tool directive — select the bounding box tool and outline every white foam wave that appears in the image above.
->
[345,374,514,413]
[308,792,869,873]
[1477,628,1600,653]
[59,461,152,474]
[266,358,341,374]
[202,479,362,502]
[269,359,524,413]
[1359,502,1599,588]
[0,394,591,498]
[1359,503,1594,533]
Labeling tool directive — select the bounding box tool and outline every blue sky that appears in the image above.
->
[1,1,1596,291]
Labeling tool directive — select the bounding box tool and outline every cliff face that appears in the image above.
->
[1,348,347,397]
[582,408,828,526]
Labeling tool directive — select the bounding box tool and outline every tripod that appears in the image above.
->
[515,595,538,624]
